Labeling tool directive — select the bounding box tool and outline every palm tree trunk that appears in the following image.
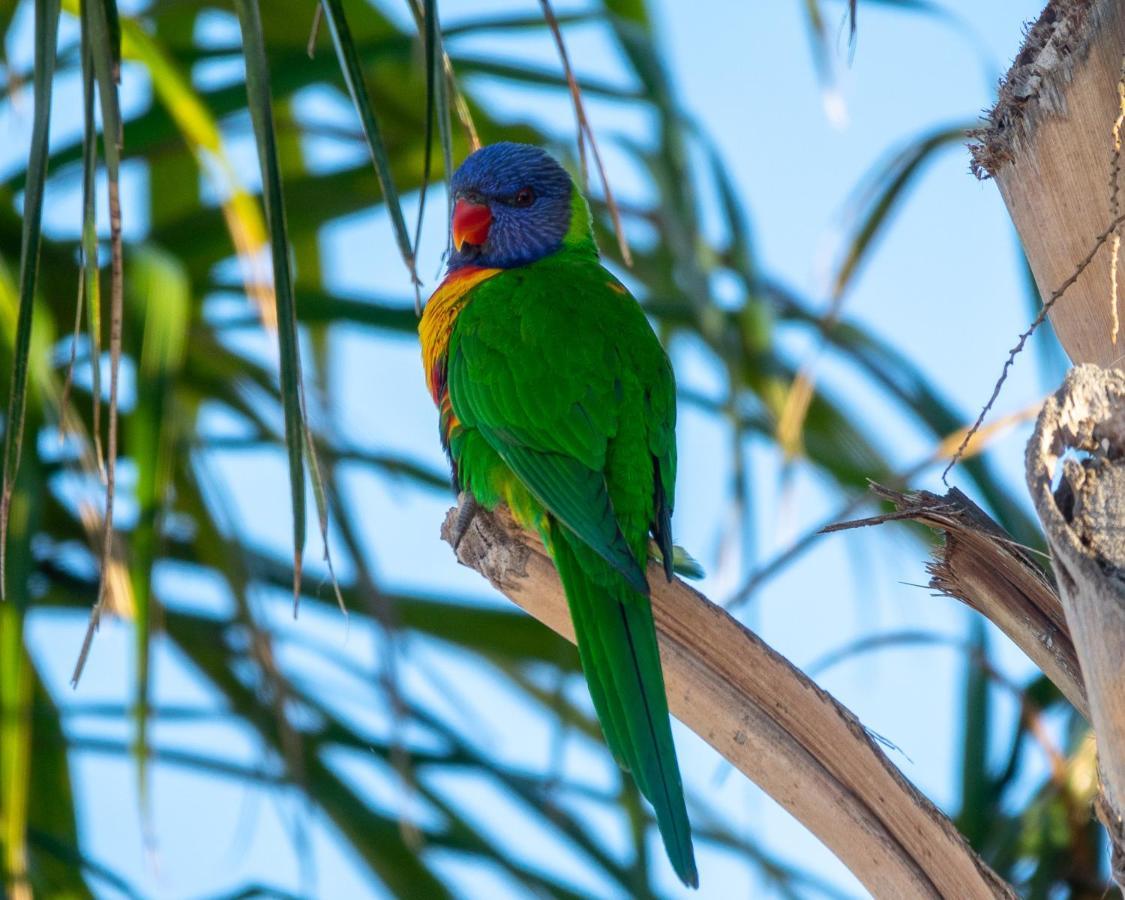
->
[975,0,1125,883]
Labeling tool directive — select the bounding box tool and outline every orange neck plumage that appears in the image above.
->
[419,266,502,449]
[419,266,501,401]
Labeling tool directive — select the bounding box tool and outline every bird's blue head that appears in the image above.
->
[446,143,589,270]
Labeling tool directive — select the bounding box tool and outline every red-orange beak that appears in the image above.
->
[452,198,492,251]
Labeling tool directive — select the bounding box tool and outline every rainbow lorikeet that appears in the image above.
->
[419,142,697,887]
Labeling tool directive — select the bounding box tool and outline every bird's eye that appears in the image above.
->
[514,187,535,207]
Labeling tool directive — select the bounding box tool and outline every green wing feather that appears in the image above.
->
[447,257,696,886]
[491,443,648,593]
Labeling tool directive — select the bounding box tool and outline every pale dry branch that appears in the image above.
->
[825,484,1088,720]
[971,4,1125,884]
[970,0,1125,368]
[1027,364,1125,879]
[823,481,1125,876]
[441,501,1014,899]
[944,2,1125,477]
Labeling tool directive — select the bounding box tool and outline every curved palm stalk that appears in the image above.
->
[70,0,125,689]
[834,123,973,298]
[110,10,273,327]
[319,0,421,298]
[444,501,1015,898]
[0,0,60,600]
[234,0,341,618]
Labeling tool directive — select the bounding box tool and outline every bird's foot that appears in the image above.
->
[449,493,480,553]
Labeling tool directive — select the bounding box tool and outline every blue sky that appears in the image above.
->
[7,0,1067,896]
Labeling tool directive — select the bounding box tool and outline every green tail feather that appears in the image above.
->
[549,522,698,888]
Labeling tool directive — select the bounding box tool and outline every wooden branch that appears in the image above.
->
[1027,365,1125,848]
[970,0,1125,368]
[442,502,1014,899]
[825,484,1088,721]
[827,484,1125,878]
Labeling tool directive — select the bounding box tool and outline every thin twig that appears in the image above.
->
[727,398,1041,610]
[405,0,480,150]
[306,3,323,59]
[539,0,586,186]
[941,211,1125,484]
[72,172,124,688]
[409,0,439,314]
[443,59,480,152]
[537,0,632,267]
[58,268,87,440]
